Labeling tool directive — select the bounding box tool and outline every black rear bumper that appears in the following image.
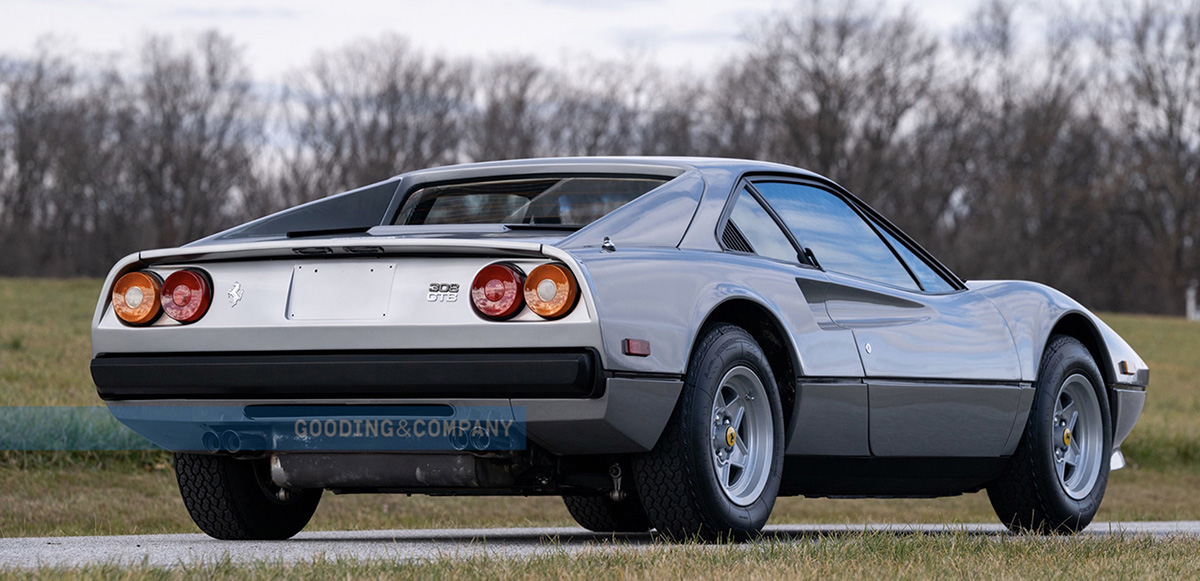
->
[92,349,601,401]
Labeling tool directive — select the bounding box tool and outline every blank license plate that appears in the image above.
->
[287,263,396,320]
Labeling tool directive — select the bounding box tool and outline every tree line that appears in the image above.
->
[0,0,1197,315]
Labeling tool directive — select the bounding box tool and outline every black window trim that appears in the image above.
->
[714,178,817,269]
[387,172,678,227]
[865,213,962,295]
[743,174,967,294]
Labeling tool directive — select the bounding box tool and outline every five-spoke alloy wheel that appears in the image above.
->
[1052,373,1105,500]
[709,366,774,506]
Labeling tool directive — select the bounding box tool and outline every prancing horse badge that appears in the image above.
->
[227,282,243,307]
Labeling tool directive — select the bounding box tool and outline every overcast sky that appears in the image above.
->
[1,0,977,79]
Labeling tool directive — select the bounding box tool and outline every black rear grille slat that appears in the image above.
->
[92,350,602,400]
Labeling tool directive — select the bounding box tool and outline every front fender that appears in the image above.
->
[971,280,1148,457]
[970,280,1148,387]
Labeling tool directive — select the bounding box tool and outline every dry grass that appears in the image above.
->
[0,278,99,406]
[4,534,1200,579]
[1100,312,1200,470]
[1,459,1196,538]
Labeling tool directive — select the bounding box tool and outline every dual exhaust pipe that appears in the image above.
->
[201,430,245,453]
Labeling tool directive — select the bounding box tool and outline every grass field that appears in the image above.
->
[1,277,1198,540]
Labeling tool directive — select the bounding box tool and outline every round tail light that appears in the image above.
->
[524,263,578,319]
[161,269,212,323]
[112,271,163,325]
[471,263,525,320]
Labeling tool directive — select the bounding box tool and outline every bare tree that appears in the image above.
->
[277,35,470,206]
[125,32,260,248]
[0,46,76,268]
[470,58,552,161]
[747,0,938,193]
[541,59,646,157]
[0,45,138,275]
[1095,0,1200,313]
[634,69,706,157]
[700,59,774,160]
[936,1,1103,286]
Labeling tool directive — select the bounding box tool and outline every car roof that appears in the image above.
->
[390,156,826,182]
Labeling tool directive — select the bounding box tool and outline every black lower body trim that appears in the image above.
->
[779,456,1008,498]
[92,349,601,401]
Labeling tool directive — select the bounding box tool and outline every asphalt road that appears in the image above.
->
[2,522,1199,569]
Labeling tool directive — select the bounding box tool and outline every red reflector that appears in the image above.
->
[623,338,651,357]
[161,269,211,323]
[471,263,525,320]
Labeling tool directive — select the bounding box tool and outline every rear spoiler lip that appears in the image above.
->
[139,237,550,264]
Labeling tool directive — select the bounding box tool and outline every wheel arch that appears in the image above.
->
[693,298,799,436]
[1044,312,1114,387]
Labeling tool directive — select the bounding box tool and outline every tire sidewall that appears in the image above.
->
[175,453,322,540]
[681,325,784,535]
[1030,338,1112,527]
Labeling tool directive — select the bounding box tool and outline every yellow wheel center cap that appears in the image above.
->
[1063,428,1073,447]
[725,426,737,448]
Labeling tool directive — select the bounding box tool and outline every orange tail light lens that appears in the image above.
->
[112,271,163,325]
[524,263,578,319]
[471,263,525,320]
[161,269,212,323]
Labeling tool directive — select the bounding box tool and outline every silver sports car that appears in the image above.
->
[91,157,1148,540]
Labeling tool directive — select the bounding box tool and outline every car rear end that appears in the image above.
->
[90,163,693,507]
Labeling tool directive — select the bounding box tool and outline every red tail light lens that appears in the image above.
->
[161,269,212,323]
[471,263,525,320]
[112,271,163,325]
[523,263,578,319]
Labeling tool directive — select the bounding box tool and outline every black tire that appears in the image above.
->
[634,323,785,541]
[175,453,322,540]
[987,335,1112,534]
[563,493,652,533]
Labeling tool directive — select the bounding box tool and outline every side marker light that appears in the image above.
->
[623,338,651,357]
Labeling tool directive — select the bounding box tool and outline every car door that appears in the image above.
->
[751,180,1026,457]
[717,184,871,456]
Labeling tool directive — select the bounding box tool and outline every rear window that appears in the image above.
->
[394,177,667,227]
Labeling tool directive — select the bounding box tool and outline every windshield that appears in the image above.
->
[394,177,667,228]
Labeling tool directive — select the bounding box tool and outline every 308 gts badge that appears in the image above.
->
[427,282,459,302]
